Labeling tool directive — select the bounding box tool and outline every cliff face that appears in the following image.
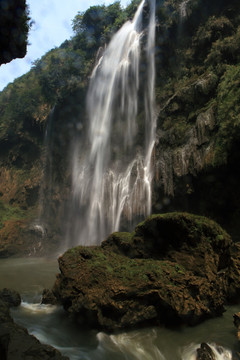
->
[1,0,240,255]
[0,0,35,256]
[152,0,240,239]
[154,0,240,177]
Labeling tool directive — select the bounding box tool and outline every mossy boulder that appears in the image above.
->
[46,213,240,331]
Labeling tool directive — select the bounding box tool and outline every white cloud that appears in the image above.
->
[0,0,130,91]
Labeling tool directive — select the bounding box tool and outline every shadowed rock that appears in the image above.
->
[0,288,21,307]
[0,288,69,360]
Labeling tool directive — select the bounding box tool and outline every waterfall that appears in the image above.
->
[67,0,156,247]
[179,0,190,19]
[32,107,55,238]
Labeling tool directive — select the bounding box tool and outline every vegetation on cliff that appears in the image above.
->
[0,0,142,255]
[1,0,240,252]
[155,0,240,169]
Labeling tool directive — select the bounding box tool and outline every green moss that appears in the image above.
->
[0,200,28,222]
[86,250,184,286]
[113,232,133,243]
[66,242,187,288]
[174,264,185,274]
[135,212,229,248]
[75,213,227,285]
[0,200,32,230]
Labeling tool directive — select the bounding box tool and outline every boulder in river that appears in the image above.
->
[196,343,216,360]
[45,212,240,331]
[0,288,21,307]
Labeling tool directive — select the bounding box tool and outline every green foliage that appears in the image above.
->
[0,0,143,159]
[72,1,140,36]
[33,47,86,103]
[124,0,141,19]
[205,26,240,68]
[81,248,184,285]
[0,200,28,229]
[72,0,141,52]
[0,73,43,143]
[193,16,234,50]
[72,2,124,50]
[214,64,240,163]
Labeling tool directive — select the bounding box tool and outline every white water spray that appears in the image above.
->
[68,0,156,246]
[181,343,232,360]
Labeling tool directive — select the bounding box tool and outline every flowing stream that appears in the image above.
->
[0,258,239,360]
[67,0,156,247]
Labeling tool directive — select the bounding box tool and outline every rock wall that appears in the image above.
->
[1,0,240,254]
[151,0,240,239]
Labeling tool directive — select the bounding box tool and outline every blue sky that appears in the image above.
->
[0,0,130,91]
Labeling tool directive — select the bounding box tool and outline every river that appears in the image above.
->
[0,257,239,359]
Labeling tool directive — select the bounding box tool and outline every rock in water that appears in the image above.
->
[196,343,216,360]
[0,288,69,360]
[0,288,21,307]
[233,312,240,348]
[41,288,59,305]
[49,213,239,331]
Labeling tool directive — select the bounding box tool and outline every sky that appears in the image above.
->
[0,0,130,91]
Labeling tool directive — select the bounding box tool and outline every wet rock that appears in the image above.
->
[49,212,238,331]
[233,312,240,341]
[196,343,215,360]
[0,289,69,360]
[233,312,240,328]
[0,289,21,307]
[41,289,59,305]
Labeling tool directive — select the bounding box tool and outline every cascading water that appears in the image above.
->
[31,107,56,241]
[67,0,156,247]
[37,107,55,224]
[179,0,190,19]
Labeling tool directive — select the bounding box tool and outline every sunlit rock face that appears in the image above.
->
[0,0,29,65]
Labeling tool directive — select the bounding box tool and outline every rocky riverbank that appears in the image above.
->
[0,288,68,360]
[43,212,240,331]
